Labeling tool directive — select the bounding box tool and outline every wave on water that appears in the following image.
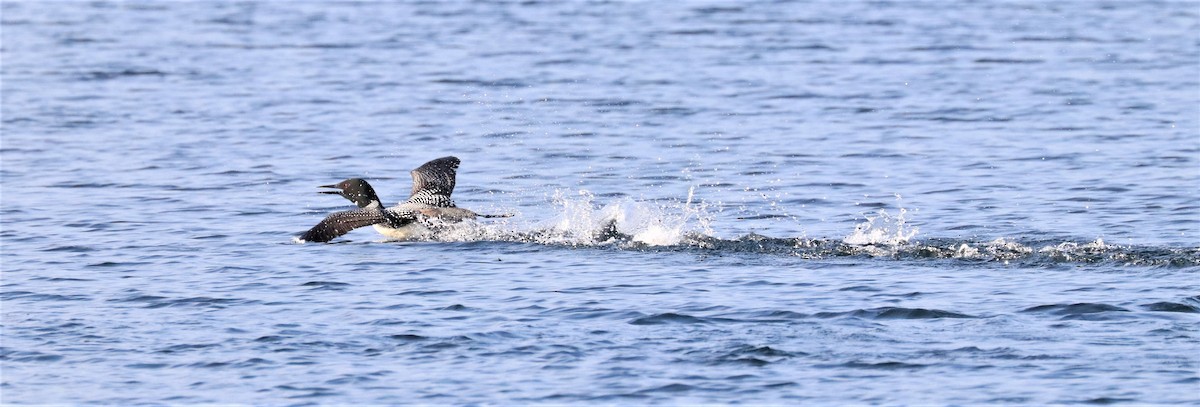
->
[316,189,1199,268]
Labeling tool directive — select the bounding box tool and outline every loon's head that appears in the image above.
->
[319,178,381,208]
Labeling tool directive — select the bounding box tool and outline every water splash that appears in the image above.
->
[843,208,919,246]
[536,187,712,246]
[432,187,713,247]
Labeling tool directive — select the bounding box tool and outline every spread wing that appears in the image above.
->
[407,156,459,207]
[298,208,389,243]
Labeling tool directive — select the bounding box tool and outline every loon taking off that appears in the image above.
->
[298,156,508,243]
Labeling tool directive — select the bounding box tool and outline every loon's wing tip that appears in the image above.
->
[300,208,389,243]
[408,157,460,206]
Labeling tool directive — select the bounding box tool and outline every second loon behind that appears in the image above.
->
[298,156,509,243]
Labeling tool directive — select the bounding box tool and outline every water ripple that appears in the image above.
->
[2,1,1197,405]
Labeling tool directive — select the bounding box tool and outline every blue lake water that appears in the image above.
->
[2,1,1198,404]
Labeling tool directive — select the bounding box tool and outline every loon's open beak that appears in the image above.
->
[318,184,341,194]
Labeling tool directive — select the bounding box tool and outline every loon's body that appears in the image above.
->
[370,202,480,240]
[298,156,506,243]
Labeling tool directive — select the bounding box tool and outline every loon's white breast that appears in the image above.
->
[372,223,429,240]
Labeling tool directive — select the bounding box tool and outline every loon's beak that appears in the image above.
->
[318,184,341,194]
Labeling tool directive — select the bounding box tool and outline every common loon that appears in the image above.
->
[298,156,508,243]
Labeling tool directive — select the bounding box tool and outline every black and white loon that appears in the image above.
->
[297,156,508,243]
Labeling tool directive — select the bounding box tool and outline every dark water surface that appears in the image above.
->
[2,1,1198,404]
